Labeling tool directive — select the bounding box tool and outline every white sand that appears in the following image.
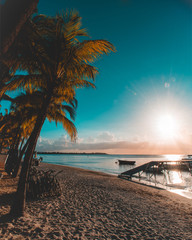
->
[0,163,192,239]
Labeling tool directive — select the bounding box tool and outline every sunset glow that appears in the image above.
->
[155,113,180,141]
[2,0,192,155]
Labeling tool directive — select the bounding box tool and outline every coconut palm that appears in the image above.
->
[0,0,39,56]
[0,104,34,175]
[1,90,77,177]
[14,91,78,177]
[0,15,42,100]
[7,11,115,217]
[0,110,15,152]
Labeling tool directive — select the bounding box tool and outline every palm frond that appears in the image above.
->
[48,109,77,141]
[75,40,116,63]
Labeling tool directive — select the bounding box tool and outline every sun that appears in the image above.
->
[155,113,179,140]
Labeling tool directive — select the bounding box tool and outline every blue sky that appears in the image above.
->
[3,0,192,154]
[37,0,192,154]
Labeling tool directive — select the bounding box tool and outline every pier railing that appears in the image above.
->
[119,160,192,180]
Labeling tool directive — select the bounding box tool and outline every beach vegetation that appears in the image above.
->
[27,167,62,200]
[0,101,35,176]
[2,90,77,178]
[0,11,115,217]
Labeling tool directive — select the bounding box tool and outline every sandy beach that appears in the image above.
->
[0,162,192,240]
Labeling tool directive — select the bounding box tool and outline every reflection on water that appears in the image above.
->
[163,154,182,161]
[169,189,192,199]
[168,171,183,184]
[39,153,192,199]
[133,169,192,198]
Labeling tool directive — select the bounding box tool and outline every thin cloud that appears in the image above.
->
[36,131,192,154]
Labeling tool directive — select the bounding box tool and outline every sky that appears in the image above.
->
[3,0,192,154]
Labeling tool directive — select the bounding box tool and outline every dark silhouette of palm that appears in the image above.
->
[7,12,115,217]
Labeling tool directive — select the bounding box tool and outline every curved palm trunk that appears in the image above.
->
[0,0,39,55]
[5,136,20,176]
[10,97,51,217]
[12,137,30,178]
[4,124,21,176]
[4,147,18,175]
[19,137,25,154]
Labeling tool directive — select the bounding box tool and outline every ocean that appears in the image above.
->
[37,153,192,199]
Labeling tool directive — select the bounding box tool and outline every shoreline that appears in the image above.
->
[40,163,192,203]
[1,162,192,239]
[0,163,192,240]
[40,160,192,200]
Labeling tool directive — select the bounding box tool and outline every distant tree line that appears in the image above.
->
[37,152,108,155]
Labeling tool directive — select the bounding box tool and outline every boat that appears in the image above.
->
[117,159,136,165]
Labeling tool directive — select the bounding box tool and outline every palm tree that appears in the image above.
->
[9,91,77,177]
[0,109,15,152]
[0,90,77,177]
[7,11,115,217]
[0,104,33,175]
[0,0,39,56]
[0,15,41,100]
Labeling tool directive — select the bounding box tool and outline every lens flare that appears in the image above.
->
[155,113,180,141]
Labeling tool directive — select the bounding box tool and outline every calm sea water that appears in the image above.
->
[38,153,192,199]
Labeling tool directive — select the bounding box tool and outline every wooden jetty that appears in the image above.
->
[182,155,192,160]
[118,160,192,180]
[144,165,163,174]
[117,159,136,165]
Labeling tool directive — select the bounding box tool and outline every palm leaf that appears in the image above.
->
[75,40,116,63]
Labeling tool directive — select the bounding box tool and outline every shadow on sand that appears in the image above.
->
[0,192,15,223]
[0,213,14,224]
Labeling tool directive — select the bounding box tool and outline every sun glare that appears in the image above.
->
[155,113,180,140]
[169,171,183,184]
[164,154,182,161]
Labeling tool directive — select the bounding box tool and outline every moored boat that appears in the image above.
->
[117,159,136,165]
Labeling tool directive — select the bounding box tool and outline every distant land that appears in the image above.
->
[37,152,108,155]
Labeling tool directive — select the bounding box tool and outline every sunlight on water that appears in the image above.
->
[40,153,192,199]
[170,171,183,184]
[169,189,192,199]
[163,154,182,161]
